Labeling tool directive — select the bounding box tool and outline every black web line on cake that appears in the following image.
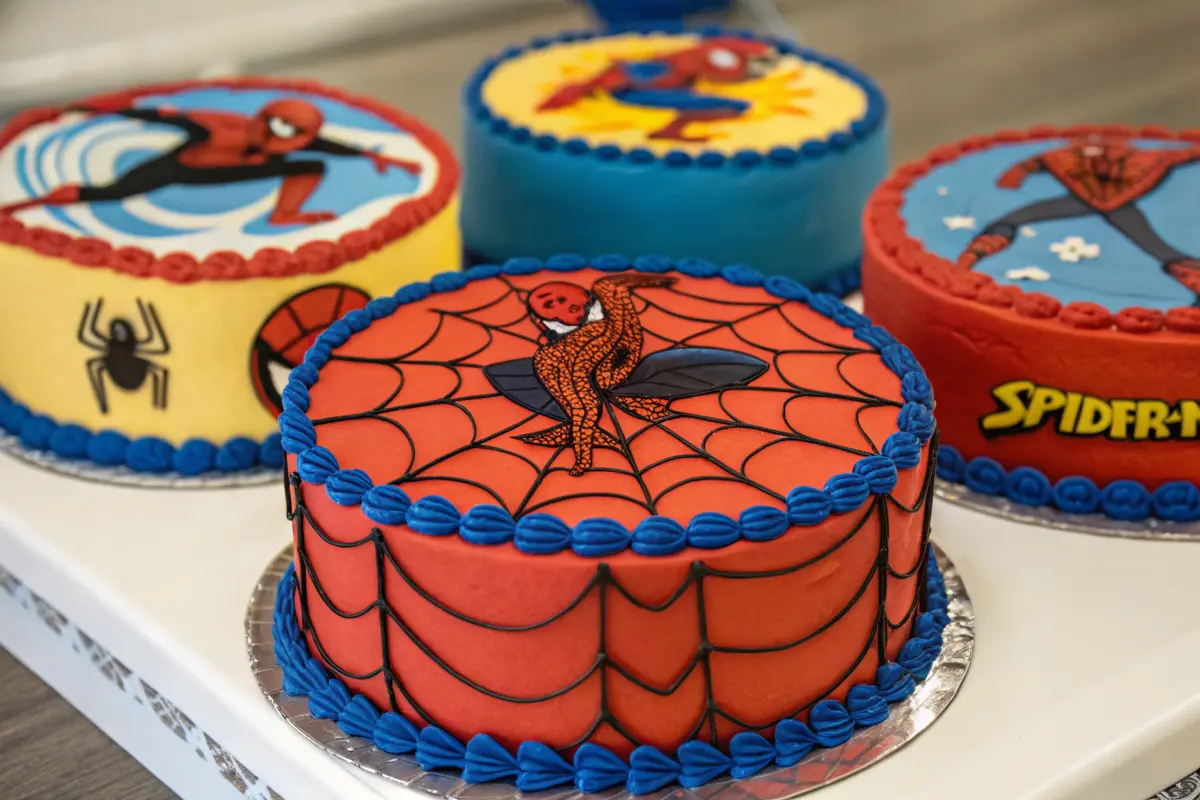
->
[283,437,938,751]
[308,280,902,518]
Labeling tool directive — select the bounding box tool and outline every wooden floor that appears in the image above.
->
[3,0,1200,797]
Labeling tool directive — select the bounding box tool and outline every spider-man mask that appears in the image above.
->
[528,282,591,327]
[253,99,324,154]
[692,37,779,81]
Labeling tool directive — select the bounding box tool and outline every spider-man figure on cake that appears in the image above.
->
[537,37,778,142]
[0,98,422,226]
[484,274,767,475]
[957,136,1200,299]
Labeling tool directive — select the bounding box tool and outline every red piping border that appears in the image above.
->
[0,77,460,283]
[865,124,1200,336]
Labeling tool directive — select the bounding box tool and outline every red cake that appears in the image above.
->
[863,126,1200,522]
[274,256,947,793]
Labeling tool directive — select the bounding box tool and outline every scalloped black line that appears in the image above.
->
[287,463,934,751]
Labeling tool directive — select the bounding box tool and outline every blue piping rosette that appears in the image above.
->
[574,743,629,792]
[516,742,575,791]
[628,746,682,794]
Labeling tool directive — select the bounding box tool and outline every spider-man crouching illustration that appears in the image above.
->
[485,274,767,476]
[537,37,779,142]
[957,136,1200,301]
[0,98,422,226]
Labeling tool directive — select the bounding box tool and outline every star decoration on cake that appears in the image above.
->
[1049,236,1100,263]
[942,215,976,231]
[937,187,949,196]
[1005,266,1051,282]
[1020,226,1037,238]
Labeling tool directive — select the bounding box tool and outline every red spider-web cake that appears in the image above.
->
[862,126,1200,522]
[273,255,946,793]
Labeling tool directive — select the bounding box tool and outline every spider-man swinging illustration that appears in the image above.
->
[537,37,779,142]
[958,136,1200,300]
[484,274,768,476]
[0,98,422,226]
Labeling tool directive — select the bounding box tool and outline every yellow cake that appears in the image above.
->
[0,77,460,476]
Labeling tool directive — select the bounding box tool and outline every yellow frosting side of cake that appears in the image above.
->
[481,33,868,155]
[0,195,459,445]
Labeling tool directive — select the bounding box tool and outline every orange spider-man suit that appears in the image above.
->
[520,274,676,475]
[483,274,768,476]
[0,98,421,226]
[958,136,1200,298]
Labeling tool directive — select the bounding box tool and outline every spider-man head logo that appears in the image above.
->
[253,99,324,154]
[690,37,779,81]
[250,284,370,416]
[527,281,592,327]
[1069,135,1133,157]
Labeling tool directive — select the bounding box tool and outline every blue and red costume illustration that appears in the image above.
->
[958,136,1200,300]
[0,98,422,226]
[537,37,779,142]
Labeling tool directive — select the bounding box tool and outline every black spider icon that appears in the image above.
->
[77,298,170,414]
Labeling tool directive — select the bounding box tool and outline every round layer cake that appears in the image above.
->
[273,255,948,793]
[0,78,460,476]
[863,125,1200,522]
[461,28,887,293]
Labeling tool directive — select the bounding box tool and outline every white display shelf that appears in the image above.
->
[1,435,1198,800]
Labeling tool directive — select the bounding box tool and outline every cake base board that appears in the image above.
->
[0,450,1198,800]
[935,480,1200,541]
[246,544,975,800]
[0,431,277,489]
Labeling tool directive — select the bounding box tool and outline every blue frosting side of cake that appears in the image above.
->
[460,28,888,290]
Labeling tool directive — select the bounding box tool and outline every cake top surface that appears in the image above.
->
[873,126,1200,334]
[0,77,458,277]
[473,28,883,159]
[282,257,936,555]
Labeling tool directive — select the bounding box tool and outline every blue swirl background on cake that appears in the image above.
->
[460,28,888,292]
[900,139,1198,312]
[5,87,425,248]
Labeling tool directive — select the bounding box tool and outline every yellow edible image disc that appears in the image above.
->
[481,33,870,155]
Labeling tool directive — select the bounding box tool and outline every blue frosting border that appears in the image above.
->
[0,383,283,475]
[271,551,950,794]
[279,255,936,557]
[465,248,863,299]
[462,26,888,171]
[936,444,1200,523]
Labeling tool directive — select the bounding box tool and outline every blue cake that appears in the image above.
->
[461,28,887,294]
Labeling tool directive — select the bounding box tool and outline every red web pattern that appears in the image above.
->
[304,272,907,526]
[294,271,933,756]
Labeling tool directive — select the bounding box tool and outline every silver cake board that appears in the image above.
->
[247,543,974,800]
[935,480,1200,542]
[0,431,277,489]
[1,448,1198,800]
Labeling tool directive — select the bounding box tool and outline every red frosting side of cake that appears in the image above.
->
[288,270,935,756]
[290,472,927,755]
[862,126,1200,491]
